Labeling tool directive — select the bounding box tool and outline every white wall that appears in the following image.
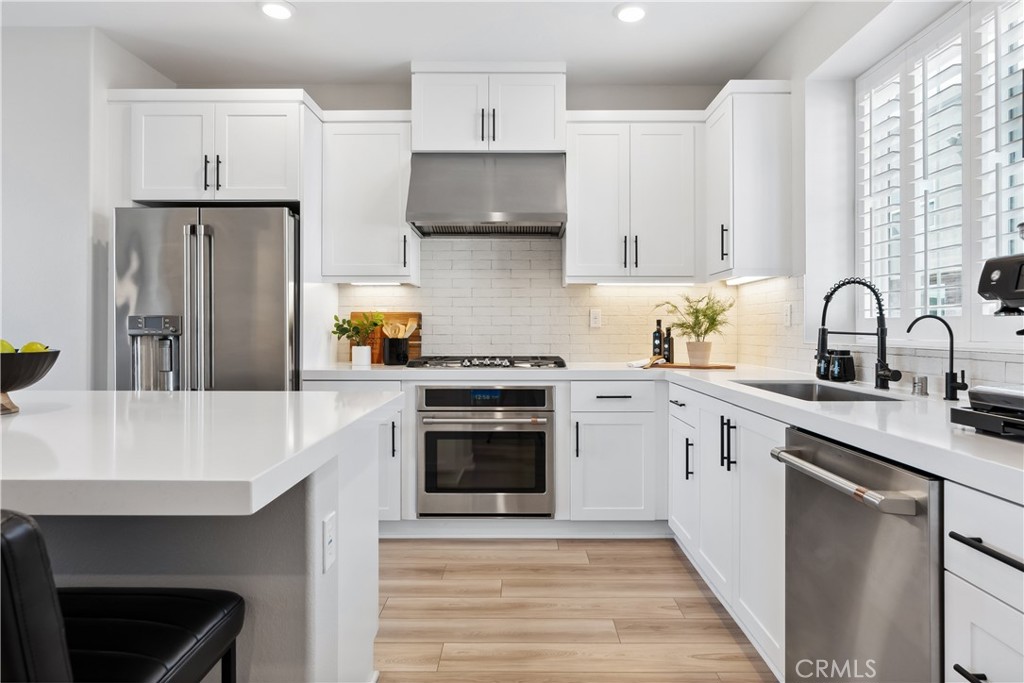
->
[1,27,172,389]
[567,84,720,110]
[332,239,738,364]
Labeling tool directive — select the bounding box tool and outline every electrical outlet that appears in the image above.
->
[589,308,602,328]
[322,511,337,573]
[783,302,793,328]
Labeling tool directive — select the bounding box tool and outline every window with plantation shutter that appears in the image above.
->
[856,1,1023,344]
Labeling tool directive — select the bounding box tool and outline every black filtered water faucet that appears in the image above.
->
[817,277,902,390]
[906,314,969,401]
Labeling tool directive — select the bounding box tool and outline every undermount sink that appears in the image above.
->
[734,381,903,402]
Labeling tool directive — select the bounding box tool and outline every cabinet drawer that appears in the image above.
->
[571,381,655,412]
[945,571,1023,683]
[668,383,696,426]
[945,482,1024,612]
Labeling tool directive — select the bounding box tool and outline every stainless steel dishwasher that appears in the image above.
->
[772,429,941,682]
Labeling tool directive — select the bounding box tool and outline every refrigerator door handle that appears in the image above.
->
[196,224,215,390]
[182,224,197,390]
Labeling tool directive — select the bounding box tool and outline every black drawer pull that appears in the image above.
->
[949,531,1024,572]
[953,664,988,682]
[596,395,632,399]
[669,400,686,407]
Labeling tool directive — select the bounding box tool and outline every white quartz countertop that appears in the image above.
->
[304,362,1024,504]
[0,390,403,516]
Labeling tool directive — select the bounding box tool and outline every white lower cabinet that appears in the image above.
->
[668,413,699,554]
[302,380,402,520]
[685,394,785,677]
[945,571,1024,683]
[570,411,657,520]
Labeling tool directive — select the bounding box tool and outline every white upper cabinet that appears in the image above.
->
[131,101,301,202]
[411,66,566,152]
[565,120,698,282]
[321,122,419,284]
[704,83,791,280]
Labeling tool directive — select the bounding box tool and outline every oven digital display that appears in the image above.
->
[470,389,502,407]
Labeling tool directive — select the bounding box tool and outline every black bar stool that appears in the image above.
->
[1,510,245,683]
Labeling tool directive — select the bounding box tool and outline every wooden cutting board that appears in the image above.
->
[349,311,422,364]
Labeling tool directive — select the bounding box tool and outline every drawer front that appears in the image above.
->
[945,571,1024,683]
[668,383,696,427]
[571,381,655,412]
[945,482,1024,612]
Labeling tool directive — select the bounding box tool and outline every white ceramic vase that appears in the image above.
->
[351,345,372,367]
[686,341,712,367]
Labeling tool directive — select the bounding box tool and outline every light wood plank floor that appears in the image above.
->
[376,539,777,683]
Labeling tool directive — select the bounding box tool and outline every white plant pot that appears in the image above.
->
[351,345,372,367]
[686,341,712,367]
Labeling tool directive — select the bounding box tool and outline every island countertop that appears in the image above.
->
[0,389,403,516]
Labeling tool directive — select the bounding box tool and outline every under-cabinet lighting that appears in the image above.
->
[725,276,772,286]
[595,282,694,287]
[614,3,646,22]
[260,1,295,20]
[350,282,402,287]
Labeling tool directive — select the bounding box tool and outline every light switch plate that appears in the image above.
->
[322,511,337,573]
[590,308,602,328]
[783,303,793,328]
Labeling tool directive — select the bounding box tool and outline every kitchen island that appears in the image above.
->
[0,389,402,683]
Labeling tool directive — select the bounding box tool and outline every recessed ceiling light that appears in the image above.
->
[260,1,295,20]
[614,3,646,23]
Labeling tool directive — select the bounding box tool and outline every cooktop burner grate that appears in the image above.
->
[406,355,567,369]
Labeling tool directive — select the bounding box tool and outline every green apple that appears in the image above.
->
[0,339,15,354]
[19,341,49,353]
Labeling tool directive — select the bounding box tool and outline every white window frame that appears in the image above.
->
[855,2,1023,347]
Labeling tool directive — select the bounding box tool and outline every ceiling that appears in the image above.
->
[2,1,814,87]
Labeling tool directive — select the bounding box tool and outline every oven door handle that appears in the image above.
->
[421,417,549,425]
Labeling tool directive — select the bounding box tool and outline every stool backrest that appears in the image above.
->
[1,510,74,682]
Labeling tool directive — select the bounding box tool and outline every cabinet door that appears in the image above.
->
[946,571,1024,683]
[214,103,299,200]
[411,73,489,151]
[322,123,416,280]
[630,123,696,277]
[696,408,736,600]
[488,73,566,151]
[668,415,699,554]
[379,413,402,521]
[734,411,786,672]
[131,103,214,201]
[705,99,733,277]
[571,412,656,521]
[565,124,630,278]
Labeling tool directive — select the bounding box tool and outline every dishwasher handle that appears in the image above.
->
[770,446,918,516]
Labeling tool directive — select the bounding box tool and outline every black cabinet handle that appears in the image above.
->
[623,236,628,269]
[390,421,396,458]
[491,108,496,142]
[720,224,729,260]
[634,235,639,269]
[215,154,222,190]
[575,421,580,457]
[203,154,210,190]
[949,531,1024,572]
[402,235,408,268]
[684,438,694,480]
[596,395,632,399]
[481,108,485,142]
[725,419,737,471]
[719,416,726,467]
[669,400,686,407]
[953,664,988,682]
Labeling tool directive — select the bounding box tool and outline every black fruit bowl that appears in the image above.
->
[1,350,59,414]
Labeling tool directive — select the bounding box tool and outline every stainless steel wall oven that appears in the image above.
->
[417,386,554,517]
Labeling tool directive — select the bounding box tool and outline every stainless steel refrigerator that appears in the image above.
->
[114,207,299,391]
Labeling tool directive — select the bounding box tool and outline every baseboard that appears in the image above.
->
[380,519,672,538]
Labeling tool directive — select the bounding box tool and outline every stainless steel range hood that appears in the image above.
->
[406,153,566,237]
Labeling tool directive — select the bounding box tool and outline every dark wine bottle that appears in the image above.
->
[653,319,663,357]
[664,327,673,364]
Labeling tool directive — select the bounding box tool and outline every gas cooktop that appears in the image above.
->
[406,355,567,369]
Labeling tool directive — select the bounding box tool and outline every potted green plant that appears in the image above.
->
[655,292,735,366]
[332,313,384,367]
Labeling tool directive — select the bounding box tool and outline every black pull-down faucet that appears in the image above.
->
[817,277,902,390]
[906,314,969,401]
